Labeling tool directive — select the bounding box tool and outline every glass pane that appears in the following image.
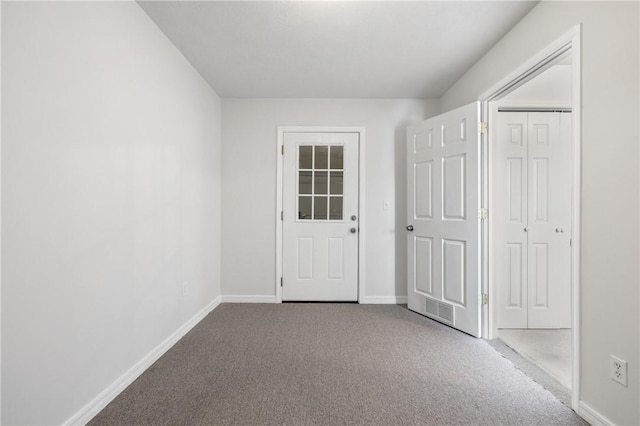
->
[298,196,312,220]
[330,171,343,195]
[330,146,343,169]
[330,197,343,220]
[299,171,312,194]
[314,196,328,220]
[315,146,328,169]
[299,146,312,169]
[314,171,328,194]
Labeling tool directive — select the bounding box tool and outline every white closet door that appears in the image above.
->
[494,112,528,328]
[495,112,572,329]
[527,113,571,328]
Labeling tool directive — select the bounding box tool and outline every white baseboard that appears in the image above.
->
[578,401,614,426]
[361,296,408,304]
[219,295,407,304]
[65,296,222,425]
[220,295,278,303]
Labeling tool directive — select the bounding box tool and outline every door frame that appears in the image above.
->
[275,126,366,304]
[479,25,582,410]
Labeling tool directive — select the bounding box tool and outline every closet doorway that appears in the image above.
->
[489,54,574,390]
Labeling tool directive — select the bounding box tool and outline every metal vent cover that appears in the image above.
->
[425,297,454,324]
[438,303,454,323]
[426,299,439,317]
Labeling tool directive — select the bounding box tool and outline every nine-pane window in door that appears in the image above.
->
[298,145,344,221]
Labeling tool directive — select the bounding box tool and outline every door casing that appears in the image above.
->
[478,25,582,411]
[276,126,366,304]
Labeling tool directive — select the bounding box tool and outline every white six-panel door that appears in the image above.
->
[528,112,571,328]
[494,112,571,328]
[282,132,359,301]
[406,102,481,337]
[494,112,529,328]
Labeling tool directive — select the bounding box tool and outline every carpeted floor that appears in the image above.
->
[90,304,586,425]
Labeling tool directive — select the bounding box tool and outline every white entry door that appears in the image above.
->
[494,112,572,328]
[406,102,481,337]
[282,132,359,301]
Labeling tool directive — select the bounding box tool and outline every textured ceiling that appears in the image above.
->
[139,1,538,98]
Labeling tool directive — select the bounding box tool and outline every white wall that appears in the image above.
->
[221,99,438,301]
[502,64,572,106]
[440,2,639,424]
[1,2,222,424]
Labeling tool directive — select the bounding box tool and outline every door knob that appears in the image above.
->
[351,215,357,221]
[350,228,357,234]
[406,225,414,231]
[524,227,528,232]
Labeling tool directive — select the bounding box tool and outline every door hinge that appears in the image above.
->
[479,208,488,220]
[280,277,283,287]
[281,211,283,221]
[281,145,284,155]
[481,293,488,305]
[479,121,488,135]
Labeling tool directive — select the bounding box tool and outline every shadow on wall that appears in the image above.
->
[394,122,412,299]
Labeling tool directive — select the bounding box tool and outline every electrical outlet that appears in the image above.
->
[182,282,188,297]
[610,355,628,386]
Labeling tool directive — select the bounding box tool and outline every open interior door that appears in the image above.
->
[406,102,482,337]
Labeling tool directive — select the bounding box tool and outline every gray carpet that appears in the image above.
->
[90,304,586,425]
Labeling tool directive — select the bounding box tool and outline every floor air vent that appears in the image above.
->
[425,297,454,324]
[426,299,439,317]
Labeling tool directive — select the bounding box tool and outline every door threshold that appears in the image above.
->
[487,338,571,407]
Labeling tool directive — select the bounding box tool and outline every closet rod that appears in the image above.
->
[498,107,572,113]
